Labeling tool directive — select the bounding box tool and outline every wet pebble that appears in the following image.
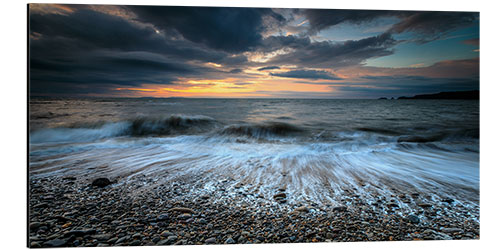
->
[225,237,235,244]
[205,237,216,244]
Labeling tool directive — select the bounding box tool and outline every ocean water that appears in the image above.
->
[29,98,479,212]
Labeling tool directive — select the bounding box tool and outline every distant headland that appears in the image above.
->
[379,90,479,100]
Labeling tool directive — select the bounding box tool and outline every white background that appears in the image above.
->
[1,0,497,249]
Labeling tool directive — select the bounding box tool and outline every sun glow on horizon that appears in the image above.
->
[114,75,335,98]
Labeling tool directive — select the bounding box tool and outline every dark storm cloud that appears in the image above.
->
[303,9,399,33]
[29,9,236,62]
[257,66,280,71]
[29,52,195,95]
[127,6,285,53]
[260,35,311,53]
[303,9,478,42]
[388,12,477,36]
[29,8,250,95]
[256,34,397,68]
[31,53,193,74]
[267,33,397,68]
[270,69,341,80]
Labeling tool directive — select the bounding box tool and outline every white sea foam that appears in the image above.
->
[29,133,479,216]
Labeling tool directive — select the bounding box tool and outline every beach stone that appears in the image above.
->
[332,206,347,212]
[296,206,309,213]
[115,236,129,244]
[107,237,118,244]
[91,178,111,188]
[418,203,432,208]
[442,228,461,233]
[273,193,286,199]
[174,239,187,245]
[93,233,113,241]
[30,222,43,230]
[30,241,42,248]
[161,231,173,237]
[169,207,195,214]
[225,237,235,244]
[73,240,81,247]
[102,215,113,221]
[387,202,399,208]
[157,239,169,245]
[164,236,178,244]
[64,228,96,238]
[442,198,455,203]
[152,236,161,243]
[132,233,142,239]
[241,231,252,237]
[157,214,169,221]
[43,239,67,247]
[407,215,420,224]
[177,213,191,220]
[423,229,453,240]
[205,237,216,244]
[33,203,49,209]
[130,240,141,246]
[434,232,453,240]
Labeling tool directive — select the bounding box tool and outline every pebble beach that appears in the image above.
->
[28,171,479,247]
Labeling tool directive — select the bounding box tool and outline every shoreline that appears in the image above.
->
[28,172,480,247]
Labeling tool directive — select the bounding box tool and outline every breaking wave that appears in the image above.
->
[30,115,217,143]
[220,122,304,139]
[30,114,479,145]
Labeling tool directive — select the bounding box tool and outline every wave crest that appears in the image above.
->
[130,115,216,136]
[220,122,303,139]
[30,115,217,143]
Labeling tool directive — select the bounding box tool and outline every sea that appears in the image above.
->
[29,98,479,212]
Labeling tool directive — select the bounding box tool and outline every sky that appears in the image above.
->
[28,4,479,98]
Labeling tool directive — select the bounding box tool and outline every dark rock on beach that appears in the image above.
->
[273,193,286,199]
[205,237,217,244]
[418,203,433,208]
[407,215,420,224]
[91,178,111,188]
[43,239,67,248]
[332,206,347,212]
